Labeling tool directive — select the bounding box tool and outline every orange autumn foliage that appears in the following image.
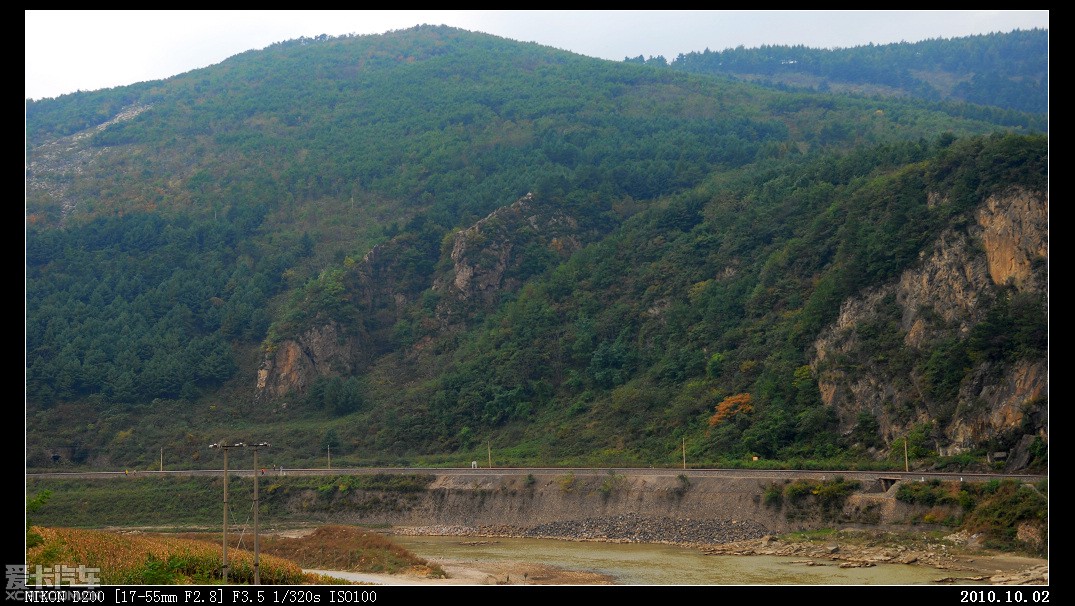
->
[708,393,753,427]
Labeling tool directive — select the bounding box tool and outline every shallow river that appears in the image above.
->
[393,535,956,585]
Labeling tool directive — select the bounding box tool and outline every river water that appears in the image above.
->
[393,535,955,585]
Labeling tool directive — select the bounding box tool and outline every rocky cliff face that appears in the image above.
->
[256,322,365,400]
[432,193,581,323]
[254,233,432,402]
[256,193,583,399]
[812,187,1047,467]
[977,188,1048,291]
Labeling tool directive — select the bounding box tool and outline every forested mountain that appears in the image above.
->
[636,29,1048,114]
[25,26,1047,472]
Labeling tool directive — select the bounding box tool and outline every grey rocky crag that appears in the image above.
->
[257,193,583,400]
[432,192,581,323]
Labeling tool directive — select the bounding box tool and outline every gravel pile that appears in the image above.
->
[521,513,769,545]
[393,525,477,536]
[391,514,770,546]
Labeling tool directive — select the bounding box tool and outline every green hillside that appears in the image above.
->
[655,29,1048,114]
[25,26,1047,472]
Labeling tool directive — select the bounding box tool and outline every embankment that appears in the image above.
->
[29,469,1046,555]
[274,471,898,535]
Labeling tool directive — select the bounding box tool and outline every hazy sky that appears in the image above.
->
[25,10,1048,101]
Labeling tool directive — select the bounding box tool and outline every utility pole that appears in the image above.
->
[487,443,492,469]
[327,445,331,469]
[160,447,163,472]
[904,436,910,472]
[250,443,270,585]
[682,437,687,470]
[210,442,245,584]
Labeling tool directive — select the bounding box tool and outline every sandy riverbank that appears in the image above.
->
[698,533,1047,585]
[374,526,1047,585]
[308,559,615,585]
[281,524,1047,586]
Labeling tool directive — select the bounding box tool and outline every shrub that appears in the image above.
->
[962,481,1047,554]
[763,483,784,508]
[780,478,860,520]
[672,474,692,499]
[598,471,625,501]
[557,474,576,493]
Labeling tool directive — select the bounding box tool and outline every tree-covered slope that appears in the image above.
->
[27,26,1042,228]
[326,134,1047,469]
[650,29,1048,115]
[25,27,1046,471]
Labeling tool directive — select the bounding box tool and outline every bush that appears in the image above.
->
[783,480,813,503]
[962,481,1047,554]
[598,472,624,501]
[26,490,51,549]
[763,483,784,508]
[780,478,860,520]
[672,474,692,499]
[557,474,576,493]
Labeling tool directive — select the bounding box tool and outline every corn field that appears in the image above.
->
[27,527,309,585]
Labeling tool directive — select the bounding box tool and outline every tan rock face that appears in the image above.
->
[446,223,513,303]
[257,322,362,399]
[817,382,837,408]
[896,230,992,344]
[977,189,1048,290]
[946,359,1048,451]
[1016,520,1046,550]
[813,287,905,421]
[812,186,1047,460]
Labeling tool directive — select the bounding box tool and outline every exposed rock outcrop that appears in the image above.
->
[433,193,581,323]
[256,322,365,400]
[977,189,1048,291]
[254,232,437,401]
[256,193,584,399]
[896,229,994,347]
[945,359,1048,455]
[812,187,1047,466]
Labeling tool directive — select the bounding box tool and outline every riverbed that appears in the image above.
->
[388,535,970,585]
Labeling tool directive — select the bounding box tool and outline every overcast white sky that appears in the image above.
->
[25,10,1048,101]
